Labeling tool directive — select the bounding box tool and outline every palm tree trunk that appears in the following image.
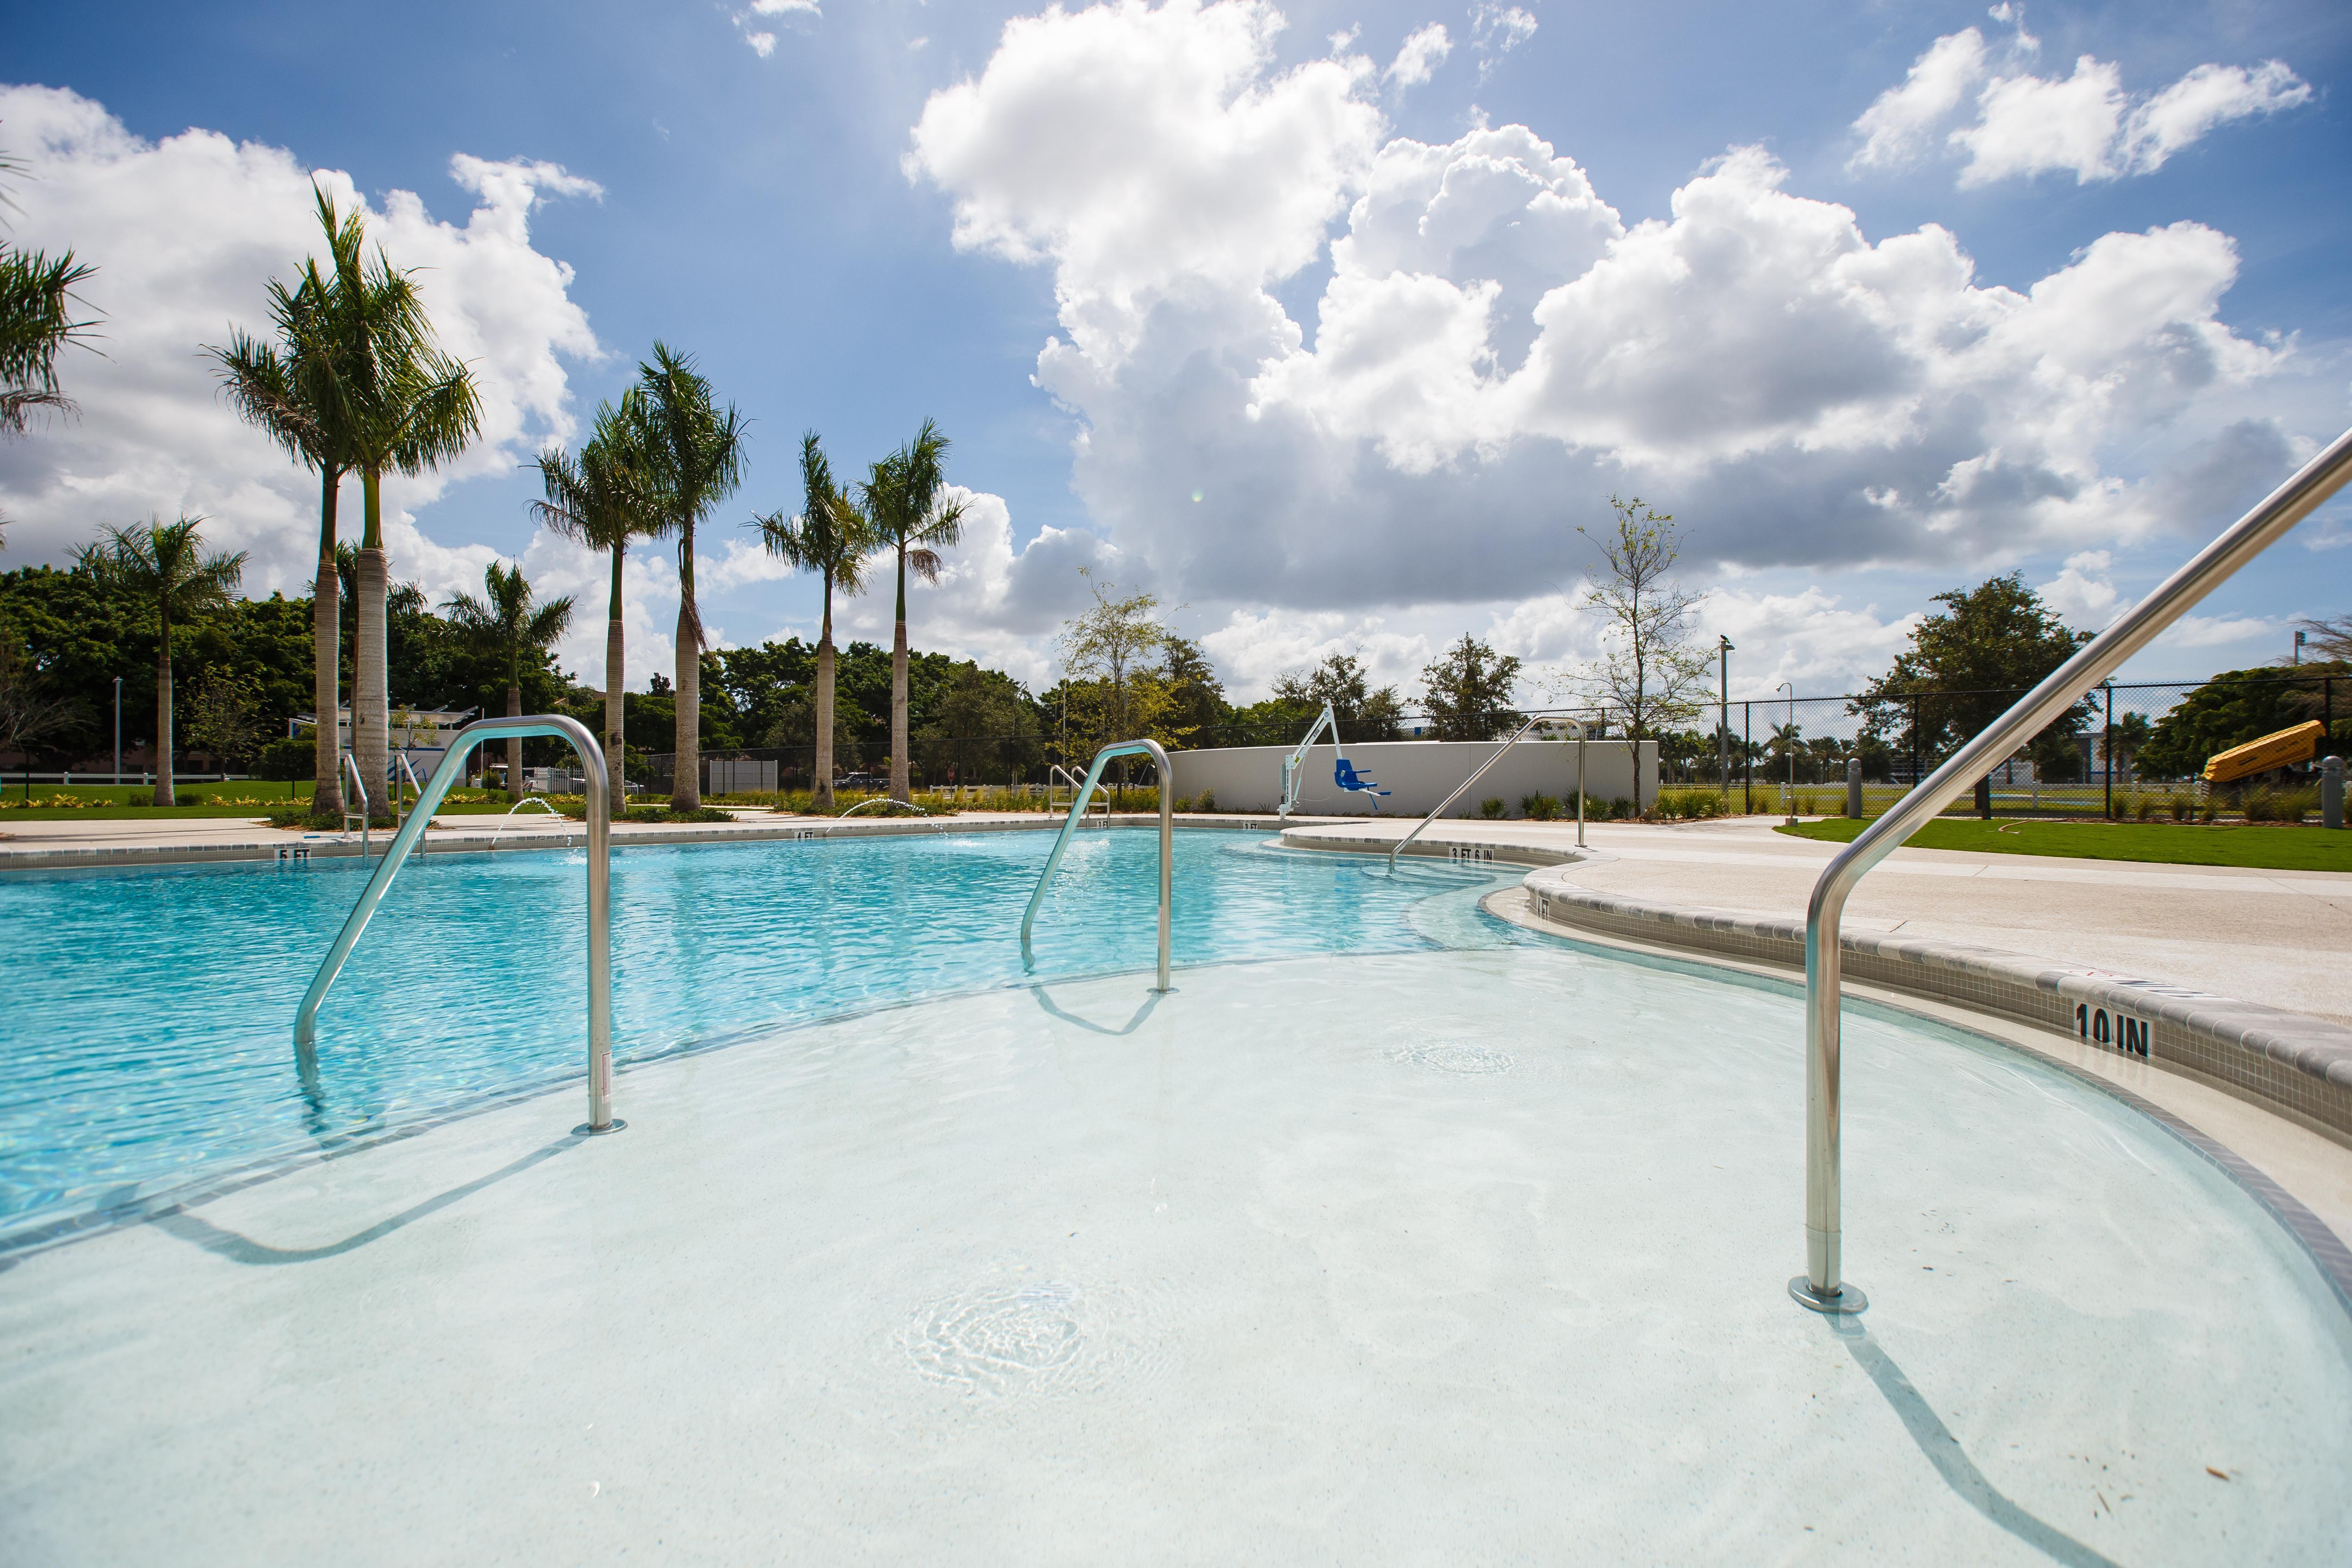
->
[815,575,835,810]
[355,469,390,824]
[153,607,174,807]
[605,545,625,824]
[507,679,524,798]
[312,468,344,820]
[672,523,701,811]
[890,548,910,804]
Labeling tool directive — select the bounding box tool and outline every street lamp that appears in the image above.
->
[1717,634,1734,800]
[1779,680,1797,825]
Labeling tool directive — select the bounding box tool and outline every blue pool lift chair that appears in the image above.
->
[1333,756,1389,808]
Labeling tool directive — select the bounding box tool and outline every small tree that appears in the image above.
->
[0,626,79,786]
[1420,636,1523,740]
[1160,636,1228,746]
[2295,614,2352,663]
[183,667,266,777]
[76,516,247,805]
[1057,571,1172,770]
[1854,572,2091,814]
[1273,652,1402,739]
[1578,495,1709,807]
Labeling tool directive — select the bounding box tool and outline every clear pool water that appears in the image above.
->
[0,829,1517,1242]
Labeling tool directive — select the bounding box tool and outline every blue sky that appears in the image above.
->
[3,0,2346,701]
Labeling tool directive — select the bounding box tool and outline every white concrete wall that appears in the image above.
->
[1166,739,1658,818]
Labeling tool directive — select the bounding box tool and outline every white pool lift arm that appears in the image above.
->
[1278,702,1342,821]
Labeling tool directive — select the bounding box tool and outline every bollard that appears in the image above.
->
[1846,758,1863,819]
[2326,755,2344,830]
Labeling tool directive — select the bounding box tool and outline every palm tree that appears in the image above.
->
[754,431,871,808]
[213,188,369,820]
[443,561,574,800]
[340,266,479,820]
[76,516,246,806]
[859,419,964,804]
[533,395,665,813]
[624,343,746,812]
[0,142,99,438]
[0,245,96,436]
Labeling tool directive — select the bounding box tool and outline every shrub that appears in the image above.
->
[178,793,207,807]
[1197,787,1217,813]
[1653,787,1722,821]
[1520,792,1559,820]
[267,804,343,829]
[1608,796,1635,821]
[1478,797,1508,819]
[2130,792,2157,822]
[2247,786,2317,825]
[2166,792,2195,823]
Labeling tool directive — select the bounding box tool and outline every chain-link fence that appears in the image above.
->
[1686,672,2345,819]
[632,671,2346,820]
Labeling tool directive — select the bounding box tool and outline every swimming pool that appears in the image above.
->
[0,829,1521,1244]
[3,826,2349,1562]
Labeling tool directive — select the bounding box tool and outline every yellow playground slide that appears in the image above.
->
[2202,719,2326,784]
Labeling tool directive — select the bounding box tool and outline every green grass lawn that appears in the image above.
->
[1777,816,2352,872]
[0,782,549,824]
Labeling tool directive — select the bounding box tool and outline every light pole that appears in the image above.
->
[1717,635,1733,799]
[112,677,122,788]
[1779,680,1797,825]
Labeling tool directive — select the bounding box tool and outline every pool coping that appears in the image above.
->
[1517,865,2352,1150]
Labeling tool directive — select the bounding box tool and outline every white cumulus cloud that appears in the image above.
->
[901,1,2307,691]
[1850,20,2310,186]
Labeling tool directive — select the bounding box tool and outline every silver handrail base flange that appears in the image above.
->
[1788,1276,1869,1315]
[573,1118,628,1137]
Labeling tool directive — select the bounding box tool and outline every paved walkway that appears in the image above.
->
[1288,815,2352,1028]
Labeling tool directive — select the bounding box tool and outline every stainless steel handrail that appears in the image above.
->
[340,749,372,858]
[1792,425,2352,1316]
[1386,713,1549,870]
[393,753,425,842]
[1047,763,1106,819]
[1020,738,1174,990]
[295,714,621,1135]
